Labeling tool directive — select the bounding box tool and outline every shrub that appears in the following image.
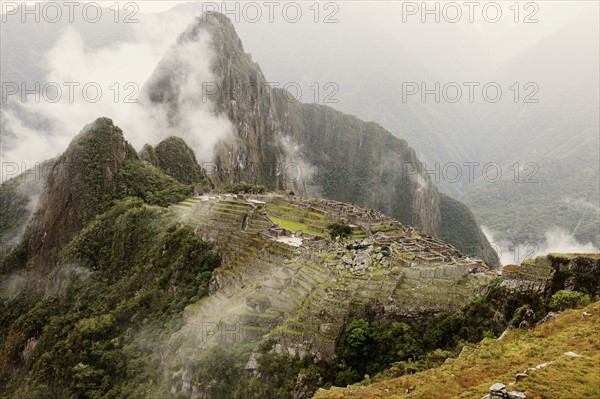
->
[550,290,591,311]
[510,304,534,328]
[222,183,266,194]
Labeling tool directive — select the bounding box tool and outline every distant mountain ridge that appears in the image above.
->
[461,9,600,251]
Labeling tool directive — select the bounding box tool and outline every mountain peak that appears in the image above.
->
[69,117,125,148]
[173,11,246,60]
[141,136,213,188]
[26,118,137,265]
[141,11,499,265]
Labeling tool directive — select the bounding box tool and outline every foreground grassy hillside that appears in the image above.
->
[314,301,600,399]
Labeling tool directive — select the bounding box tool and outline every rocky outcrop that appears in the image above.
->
[546,253,600,296]
[482,383,526,399]
[501,254,600,296]
[500,257,554,293]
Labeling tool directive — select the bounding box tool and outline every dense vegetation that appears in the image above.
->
[237,346,325,399]
[315,301,600,399]
[116,160,191,207]
[151,137,212,188]
[0,121,221,398]
[331,285,549,386]
[439,193,500,266]
[0,198,220,398]
[238,274,599,398]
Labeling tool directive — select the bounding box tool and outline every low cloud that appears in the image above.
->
[482,225,599,266]
[1,11,233,180]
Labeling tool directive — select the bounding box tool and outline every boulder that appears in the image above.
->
[515,373,528,382]
[490,383,506,399]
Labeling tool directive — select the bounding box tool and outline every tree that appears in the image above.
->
[327,220,352,239]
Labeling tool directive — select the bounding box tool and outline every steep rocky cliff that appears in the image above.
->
[142,12,499,265]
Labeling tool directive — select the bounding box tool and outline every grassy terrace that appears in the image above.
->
[389,293,460,306]
[351,228,368,238]
[369,223,399,233]
[268,216,327,237]
[522,258,552,268]
[502,269,551,281]
[270,202,325,219]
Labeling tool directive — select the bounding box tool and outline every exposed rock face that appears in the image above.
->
[142,12,499,266]
[165,193,495,395]
[20,337,37,362]
[501,257,554,293]
[272,92,440,239]
[501,254,600,296]
[546,254,600,296]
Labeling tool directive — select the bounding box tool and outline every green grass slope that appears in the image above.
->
[315,301,600,399]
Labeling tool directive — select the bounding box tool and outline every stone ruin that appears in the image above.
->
[165,193,497,395]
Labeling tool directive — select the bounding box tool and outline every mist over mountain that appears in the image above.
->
[463,7,600,256]
[1,2,598,398]
[219,1,600,257]
[138,12,498,263]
